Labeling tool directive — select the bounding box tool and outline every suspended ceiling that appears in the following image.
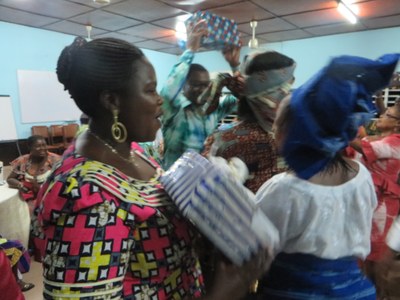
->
[0,0,399,55]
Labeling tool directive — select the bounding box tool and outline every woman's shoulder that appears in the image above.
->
[47,152,61,165]
[10,154,29,166]
[257,172,294,197]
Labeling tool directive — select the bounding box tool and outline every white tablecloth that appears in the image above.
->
[0,184,30,249]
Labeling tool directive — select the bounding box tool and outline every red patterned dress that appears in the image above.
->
[10,152,60,214]
[203,120,284,193]
[347,134,400,261]
[36,144,204,299]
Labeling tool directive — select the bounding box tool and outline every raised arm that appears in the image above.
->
[160,21,208,106]
[222,44,241,74]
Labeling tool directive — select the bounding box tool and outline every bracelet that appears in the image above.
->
[231,64,240,73]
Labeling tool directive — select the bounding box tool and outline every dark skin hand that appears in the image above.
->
[201,249,273,300]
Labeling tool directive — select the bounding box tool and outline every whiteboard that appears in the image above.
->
[17,70,82,123]
[0,96,18,141]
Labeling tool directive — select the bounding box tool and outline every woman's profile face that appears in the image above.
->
[30,138,47,158]
[376,106,400,132]
[119,57,163,143]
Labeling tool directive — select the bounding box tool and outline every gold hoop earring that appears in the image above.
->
[111,110,127,143]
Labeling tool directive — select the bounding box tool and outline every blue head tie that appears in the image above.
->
[283,53,400,179]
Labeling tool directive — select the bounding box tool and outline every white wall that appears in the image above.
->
[1,21,399,139]
[0,21,177,139]
[196,26,400,87]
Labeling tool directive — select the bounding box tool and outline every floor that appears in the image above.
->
[2,164,43,299]
[3,164,43,299]
[23,260,43,300]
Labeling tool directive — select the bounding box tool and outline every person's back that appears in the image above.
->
[255,53,400,299]
[257,159,377,299]
[202,51,296,192]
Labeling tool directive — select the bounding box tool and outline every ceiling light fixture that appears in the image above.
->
[337,0,358,24]
[248,20,258,49]
[86,24,92,41]
[175,14,192,45]
[93,0,111,4]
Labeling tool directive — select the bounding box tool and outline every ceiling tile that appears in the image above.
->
[0,7,59,27]
[0,0,398,55]
[66,0,126,8]
[357,0,400,18]
[93,32,146,44]
[159,0,245,12]
[0,0,93,19]
[258,29,313,42]
[251,0,336,15]
[238,18,296,35]
[43,20,107,37]
[156,35,180,45]
[135,39,174,50]
[363,15,400,29]
[305,22,366,36]
[104,0,186,21]
[119,23,176,39]
[283,8,346,27]
[69,10,142,30]
[152,14,192,30]
[207,2,274,23]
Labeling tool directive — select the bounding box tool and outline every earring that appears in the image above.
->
[111,109,127,143]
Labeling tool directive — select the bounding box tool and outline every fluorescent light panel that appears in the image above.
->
[337,0,358,24]
[93,0,110,4]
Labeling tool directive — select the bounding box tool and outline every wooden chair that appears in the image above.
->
[31,125,60,153]
[49,125,65,154]
[62,123,79,148]
[31,125,49,139]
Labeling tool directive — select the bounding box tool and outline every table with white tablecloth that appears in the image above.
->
[0,183,30,249]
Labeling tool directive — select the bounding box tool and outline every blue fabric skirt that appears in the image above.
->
[258,253,376,299]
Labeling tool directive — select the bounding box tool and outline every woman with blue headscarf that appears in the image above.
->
[347,96,400,299]
[255,53,399,299]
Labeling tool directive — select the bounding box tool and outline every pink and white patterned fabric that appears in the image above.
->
[35,144,204,299]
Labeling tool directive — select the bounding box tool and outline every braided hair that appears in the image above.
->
[57,37,144,117]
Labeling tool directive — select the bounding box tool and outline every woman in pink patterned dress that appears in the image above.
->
[35,36,270,300]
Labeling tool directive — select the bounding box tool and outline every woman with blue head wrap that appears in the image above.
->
[256,53,399,299]
[346,84,400,298]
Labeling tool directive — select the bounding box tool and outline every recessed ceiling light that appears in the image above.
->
[93,0,110,4]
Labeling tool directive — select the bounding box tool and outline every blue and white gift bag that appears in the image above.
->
[160,151,279,265]
[185,11,241,50]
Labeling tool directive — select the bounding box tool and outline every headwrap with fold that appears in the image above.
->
[242,51,296,132]
[283,53,400,179]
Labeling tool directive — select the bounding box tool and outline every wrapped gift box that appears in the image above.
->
[185,11,241,50]
[161,151,279,265]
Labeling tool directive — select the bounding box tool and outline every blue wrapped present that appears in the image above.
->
[160,151,279,265]
[185,11,241,50]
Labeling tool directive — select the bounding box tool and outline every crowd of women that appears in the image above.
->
[1,19,400,300]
